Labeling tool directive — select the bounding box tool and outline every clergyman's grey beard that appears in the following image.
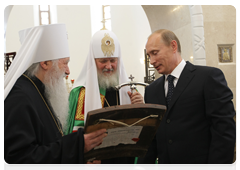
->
[43,61,69,133]
[97,68,118,89]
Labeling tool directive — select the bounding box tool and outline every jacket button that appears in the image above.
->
[169,140,173,144]
[167,119,170,123]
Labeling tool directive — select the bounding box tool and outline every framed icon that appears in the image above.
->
[218,45,233,63]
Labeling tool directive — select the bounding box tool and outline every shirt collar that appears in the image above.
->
[165,59,186,80]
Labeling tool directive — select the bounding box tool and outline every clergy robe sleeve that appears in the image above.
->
[4,86,85,164]
[66,86,82,135]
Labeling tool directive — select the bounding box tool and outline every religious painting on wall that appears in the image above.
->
[218,44,233,63]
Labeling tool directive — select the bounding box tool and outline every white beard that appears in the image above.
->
[97,68,118,89]
[43,61,69,132]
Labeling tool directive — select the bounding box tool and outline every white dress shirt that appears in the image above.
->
[164,59,186,97]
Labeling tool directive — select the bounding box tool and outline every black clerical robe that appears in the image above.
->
[101,88,135,164]
[4,75,85,164]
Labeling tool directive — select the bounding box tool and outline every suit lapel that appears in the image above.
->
[167,61,196,114]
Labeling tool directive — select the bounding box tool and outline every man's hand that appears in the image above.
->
[85,160,101,170]
[127,91,144,104]
[84,129,107,153]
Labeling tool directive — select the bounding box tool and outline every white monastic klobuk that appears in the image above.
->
[4,24,70,100]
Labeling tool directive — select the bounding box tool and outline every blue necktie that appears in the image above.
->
[166,75,175,107]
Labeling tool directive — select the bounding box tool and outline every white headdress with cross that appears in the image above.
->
[72,30,131,123]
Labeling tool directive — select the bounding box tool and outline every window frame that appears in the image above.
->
[39,5,51,25]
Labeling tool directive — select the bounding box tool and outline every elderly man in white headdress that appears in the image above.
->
[4,24,107,164]
[66,30,143,164]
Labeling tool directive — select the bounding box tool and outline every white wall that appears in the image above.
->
[5,5,34,53]
[111,5,151,95]
[57,5,92,82]
[4,5,13,52]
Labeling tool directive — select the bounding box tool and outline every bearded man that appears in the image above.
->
[66,30,143,164]
[4,24,107,164]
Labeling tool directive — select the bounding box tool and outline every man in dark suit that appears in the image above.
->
[138,29,236,164]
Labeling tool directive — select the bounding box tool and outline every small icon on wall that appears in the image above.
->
[218,44,233,63]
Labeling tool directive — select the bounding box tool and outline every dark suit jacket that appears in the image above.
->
[138,61,236,164]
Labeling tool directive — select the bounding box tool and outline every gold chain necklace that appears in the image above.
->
[22,74,64,136]
[104,91,119,107]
